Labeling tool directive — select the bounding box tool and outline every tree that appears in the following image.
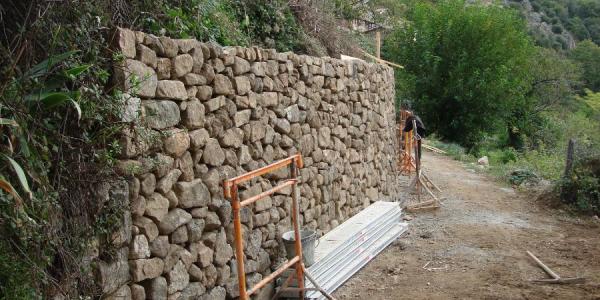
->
[570,40,600,92]
[383,0,534,147]
[509,47,582,148]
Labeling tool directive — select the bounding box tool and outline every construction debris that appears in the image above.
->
[303,201,408,299]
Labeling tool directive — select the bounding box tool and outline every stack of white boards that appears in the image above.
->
[304,201,408,299]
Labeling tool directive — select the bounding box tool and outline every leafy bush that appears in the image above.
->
[560,150,600,214]
[570,40,600,92]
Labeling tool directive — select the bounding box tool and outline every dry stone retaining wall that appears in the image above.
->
[99,27,400,299]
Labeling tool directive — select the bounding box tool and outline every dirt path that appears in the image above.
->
[335,152,600,300]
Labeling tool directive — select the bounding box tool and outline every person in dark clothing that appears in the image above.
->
[403,115,426,159]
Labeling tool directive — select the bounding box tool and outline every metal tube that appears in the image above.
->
[223,154,302,197]
[246,256,300,296]
[240,179,297,207]
[231,185,248,300]
[290,162,305,298]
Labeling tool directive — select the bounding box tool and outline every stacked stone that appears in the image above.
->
[99,27,399,299]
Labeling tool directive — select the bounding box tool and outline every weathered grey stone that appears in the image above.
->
[194,243,214,268]
[214,229,233,266]
[129,258,164,282]
[273,118,291,134]
[183,99,205,129]
[204,95,226,112]
[233,76,251,95]
[254,196,272,212]
[143,276,167,300]
[204,211,221,231]
[237,145,252,165]
[156,80,188,100]
[163,129,190,157]
[196,86,213,101]
[253,211,270,227]
[202,138,225,166]
[143,100,180,129]
[113,27,136,58]
[130,283,145,300]
[144,193,170,222]
[251,62,266,76]
[133,216,159,242]
[136,44,157,68]
[285,104,301,123]
[140,173,156,196]
[131,195,146,216]
[199,64,216,83]
[158,208,192,234]
[129,234,150,259]
[114,59,157,98]
[233,57,250,75]
[189,128,210,150]
[150,235,169,258]
[187,219,206,243]
[217,201,232,226]
[172,54,193,78]
[176,39,198,53]
[188,264,204,282]
[213,74,234,95]
[174,178,211,208]
[159,36,179,57]
[167,260,189,294]
[191,46,204,72]
[258,92,278,107]
[219,128,244,148]
[178,151,194,181]
[120,94,141,123]
[97,247,130,294]
[156,169,182,194]
[104,284,131,300]
[233,109,251,127]
[216,265,230,286]
[201,286,226,300]
[157,57,171,79]
[182,73,207,85]
[181,282,206,299]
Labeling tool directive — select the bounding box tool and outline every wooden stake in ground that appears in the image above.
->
[526,251,585,284]
[405,119,444,212]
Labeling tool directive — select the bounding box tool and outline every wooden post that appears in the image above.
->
[564,139,575,177]
[375,30,381,59]
[561,139,576,203]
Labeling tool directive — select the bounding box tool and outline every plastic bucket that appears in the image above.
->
[281,230,318,267]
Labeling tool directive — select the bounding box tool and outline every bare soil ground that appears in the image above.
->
[335,152,600,300]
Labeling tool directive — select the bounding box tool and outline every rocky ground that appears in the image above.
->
[335,152,600,300]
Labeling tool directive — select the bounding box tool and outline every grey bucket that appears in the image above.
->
[281,230,318,267]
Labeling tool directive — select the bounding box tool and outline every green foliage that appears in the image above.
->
[570,40,600,92]
[233,0,304,51]
[0,2,133,297]
[140,0,305,52]
[143,0,249,46]
[560,149,600,214]
[527,0,600,45]
[384,0,534,147]
[507,47,582,149]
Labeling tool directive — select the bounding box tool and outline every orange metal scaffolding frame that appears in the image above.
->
[223,154,305,300]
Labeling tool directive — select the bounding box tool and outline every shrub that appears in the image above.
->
[560,152,600,214]
[552,24,563,34]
